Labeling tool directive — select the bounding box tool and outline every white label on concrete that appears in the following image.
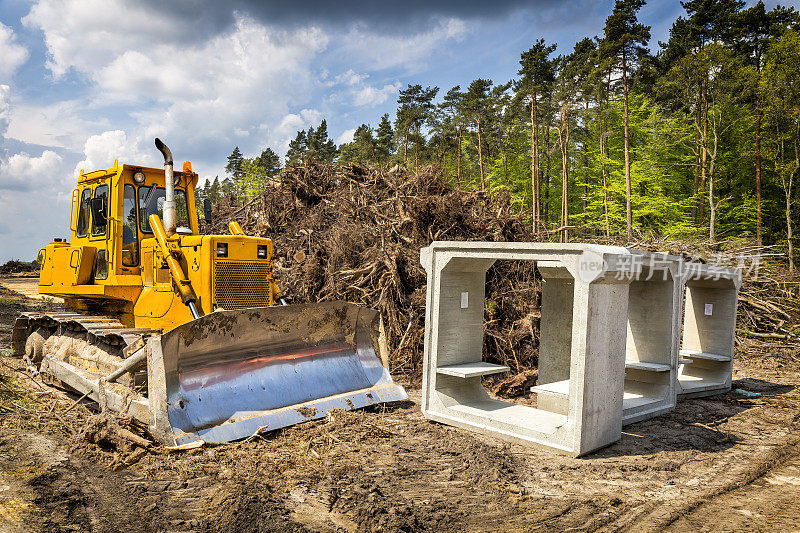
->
[461,292,469,309]
[705,303,713,316]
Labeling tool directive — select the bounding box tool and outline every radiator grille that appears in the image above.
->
[213,261,271,310]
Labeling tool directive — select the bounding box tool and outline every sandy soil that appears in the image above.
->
[1,279,799,532]
[0,275,62,303]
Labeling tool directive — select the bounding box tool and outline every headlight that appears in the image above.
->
[216,243,228,257]
[133,171,146,183]
[257,245,269,259]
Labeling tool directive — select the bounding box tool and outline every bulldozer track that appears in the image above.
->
[12,311,158,373]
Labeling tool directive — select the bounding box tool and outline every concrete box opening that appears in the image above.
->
[528,263,575,418]
[621,255,680,424]
[678,266,741,398]
[429,258,573,439]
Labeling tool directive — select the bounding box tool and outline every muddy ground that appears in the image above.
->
[1,279,799,532]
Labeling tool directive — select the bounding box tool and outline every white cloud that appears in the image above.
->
[299,109,323,126]
[336,128,356,145]
[22,0,469,159]
[22,0,190,78]
[337,18,469,72]
[0,23,28,82]
[335,69,368,86]
[353,82,401,107]
[0,152,72,260]
[6,100,112,152]
[74,130,149,176]
[0,150,64,192]
[0,85,10,140]
[325,68,401,108]
[272,109,325,153]
[24,2,330,158]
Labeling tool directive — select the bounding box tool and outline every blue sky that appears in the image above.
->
[0,0,779,262]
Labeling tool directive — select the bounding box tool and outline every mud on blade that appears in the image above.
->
[148,302,407,445]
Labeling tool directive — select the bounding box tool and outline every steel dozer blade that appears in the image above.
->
[146,302,408,446]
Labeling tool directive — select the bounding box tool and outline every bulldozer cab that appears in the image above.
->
[37,162,201,308]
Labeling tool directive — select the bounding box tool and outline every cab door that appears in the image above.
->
[88,181,111,281]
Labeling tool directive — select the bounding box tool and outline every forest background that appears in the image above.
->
[197,0,800,268]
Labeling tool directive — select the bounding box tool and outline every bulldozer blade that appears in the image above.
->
[148,302,407,445]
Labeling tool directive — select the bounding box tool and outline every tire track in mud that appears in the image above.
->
[598,435,800,532]
[0,433,204,532]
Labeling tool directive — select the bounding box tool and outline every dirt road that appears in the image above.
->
[0,275,61,302]
[1,278,799,532]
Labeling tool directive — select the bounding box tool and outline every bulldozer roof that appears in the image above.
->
[77,161,197,184]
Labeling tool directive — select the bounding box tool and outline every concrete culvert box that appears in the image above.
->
[420,241,638,456]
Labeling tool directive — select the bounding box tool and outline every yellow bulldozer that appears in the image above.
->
[12,139,406,447]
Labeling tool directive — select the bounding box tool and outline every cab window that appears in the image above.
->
[122,185,139,266]
[91,184,109,236]
[76,188,91,238]
[138,186,189,232]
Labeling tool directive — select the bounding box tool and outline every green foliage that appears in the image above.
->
[375,114,394,163]
[396,84,439,167]
[601,0,651,68]
[209,1,800,248]
[256,148,282,176]
[339,124,377,164]
[286,120,338,167]
[225,147,244,181]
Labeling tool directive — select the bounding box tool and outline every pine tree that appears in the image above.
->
[286,130,307,167]
[308,119,337,163]
[396,84,439,169]
[602,0,651,237]
[734,2,800,245]
[683,0,744,225]
[460,79,494,190]
[209,177,221,203]
[761,29,800,270]
[339,124,376,164]
[440,87,465,183]
[375,113,394,165]
[256,147,282,176]
[518,39,557,232]
[225,147,245,181]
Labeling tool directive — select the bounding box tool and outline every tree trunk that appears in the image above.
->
[787,193,794,273]
[756,103,763,247]
[707,106,720,244]
[457,127,462,186]
[531,92,539,233]
[502,136,508,181]
[414,126,420,171]
[693,92,701,225]
[560,107,570,242]
[477,118,485,191]
[403,131,408,166]
[788,131,799,273]
[622,48,633,238]
[709,152,716,243]
[602,71,610,237]
[545,103,551,227]
[583,99,589,217]
[700,78,708,224]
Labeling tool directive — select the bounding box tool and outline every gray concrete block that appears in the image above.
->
[622,251,683,424]
[677,262,742,398]
[420,241,637,456]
